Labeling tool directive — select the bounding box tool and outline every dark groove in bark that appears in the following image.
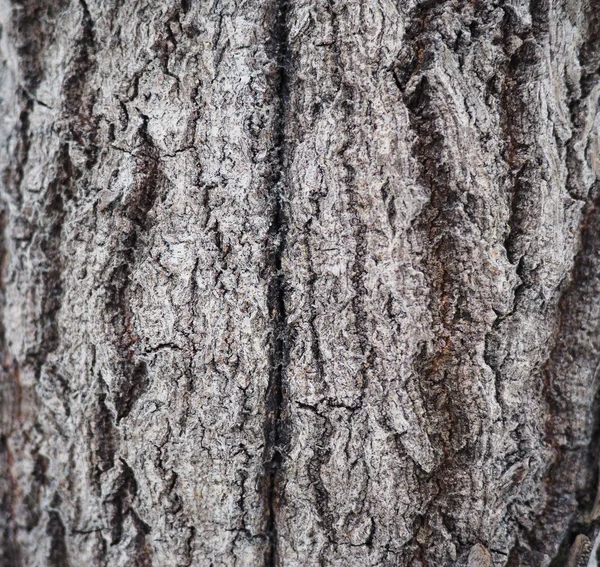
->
[22,450,48,531]
[396,10,449,559]
[343,90,373,405]
[21,0,96,382]
[131,510,153,567]
[47,510,70,567]
[2,98,31,205]
[499,26,544,265]
[482,3,539,425]
[0,183,22,566]
[0,206,20,437]
[92,391,117,487]
[481,0,545,480]
[304,221,325,388]
[307,410,336,549]
[0,435,22,567]
[11,0,65,92]
[404,70,462,567]
[263,0,290,565]
[108,117,163,422]
[63,0,98,167]
[107,456,152,565]
[29,144,71,374]
[565,0,600,201]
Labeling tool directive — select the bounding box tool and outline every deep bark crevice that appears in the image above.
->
[26,144,71,377]
[47,510,70,567]
[262,0,291,565]
[107,119,164,422]
[0,434,22,567]
[2,97,31,206]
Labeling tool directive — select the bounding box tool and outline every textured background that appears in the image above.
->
[0,0,600,565]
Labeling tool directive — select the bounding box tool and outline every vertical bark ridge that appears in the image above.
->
[537,184,600,565]
[492,0,600,563]
[281,1,437,563]
[3,0,62,204]
[518,2,600,555]
[500,0,554,266]
[482,0,542,433]
[30,143,69,375]
[0,2,74,563]
[483,13,554,554]
[393,3,513,562]
[2,97,31,206]
[107,130,164,423]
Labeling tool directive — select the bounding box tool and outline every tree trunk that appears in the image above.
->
[1,0,599,566]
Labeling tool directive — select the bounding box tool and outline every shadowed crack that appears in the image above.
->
[47,510,69,567]
[262,0,291,565]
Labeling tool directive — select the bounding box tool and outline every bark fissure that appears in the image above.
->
[500,0,556,272]
[0,206,20,437]
[107,117,164,422]
[263,1,290,565]
[0,434,22,567]
[304,220,325,388]
[47,510,69,567]
[27,145,71,376]
[3,98,31,206]
[24,0,97,379]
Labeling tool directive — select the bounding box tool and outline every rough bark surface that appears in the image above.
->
[0,1,599,566]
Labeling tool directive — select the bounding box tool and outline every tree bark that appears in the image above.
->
[0,0,599,566]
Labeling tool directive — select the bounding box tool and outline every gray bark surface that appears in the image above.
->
[0,1,599,566]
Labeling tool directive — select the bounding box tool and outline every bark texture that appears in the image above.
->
[0,1,599,566]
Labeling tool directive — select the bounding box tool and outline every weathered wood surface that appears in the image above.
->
[0,1,599,566]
